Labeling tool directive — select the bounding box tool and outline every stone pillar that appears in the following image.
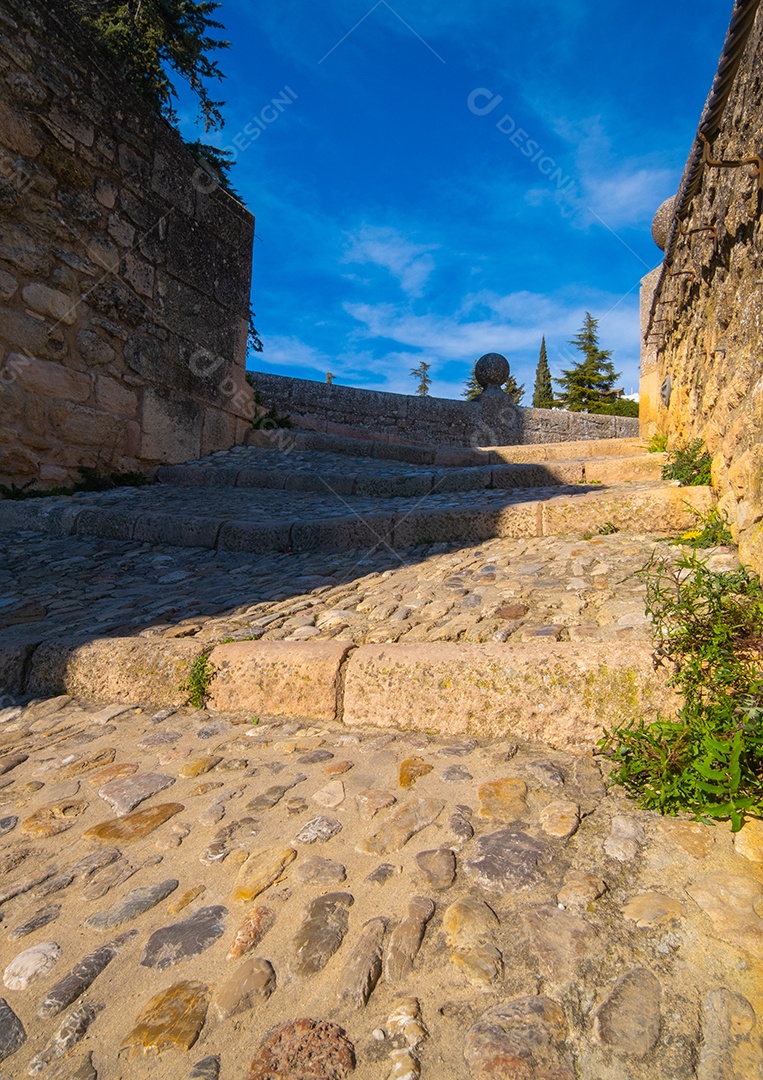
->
[473,353,520,446]
[639,266,663,440]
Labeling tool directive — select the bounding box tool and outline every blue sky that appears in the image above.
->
[179,1,732,401]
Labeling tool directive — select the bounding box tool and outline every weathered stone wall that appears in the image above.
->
[0,0,255,486]
[251,371,639,448]
[641,3,763,574]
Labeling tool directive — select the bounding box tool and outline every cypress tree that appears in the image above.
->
[532,336,554,408]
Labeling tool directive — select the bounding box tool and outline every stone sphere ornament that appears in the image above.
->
[652,196,677,251]
[475,353,510,392]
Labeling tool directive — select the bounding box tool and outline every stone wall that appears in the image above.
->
[251,371,639,448]
[0,0,255,487]
[640,2,763,575]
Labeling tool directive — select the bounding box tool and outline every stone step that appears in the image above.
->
[156,446,665,496]
[0,480,713,555]
[246,428,649,467]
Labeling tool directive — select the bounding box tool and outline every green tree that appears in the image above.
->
[462,365,524,404]
[532,336,554,408]
[555,313,620,411]
[411,361,432,397]
[462,367,482,401]
[71,0,229,131]
[503,373,525,405]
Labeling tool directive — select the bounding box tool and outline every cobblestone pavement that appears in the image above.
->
[0,696,761,1078]
[1,527,738,652]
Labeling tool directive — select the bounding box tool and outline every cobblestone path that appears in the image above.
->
[0,696,761,1078]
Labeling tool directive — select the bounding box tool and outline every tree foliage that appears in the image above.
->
[532,336,554,408]
[70,0,229,131]
[411,361,432,397]
[503,374,525,405]
[462,366,524,404]
[555,313,620,411]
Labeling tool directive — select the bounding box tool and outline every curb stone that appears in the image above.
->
[14,638,674,750]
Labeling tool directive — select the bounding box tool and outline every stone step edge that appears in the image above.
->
[3,638,675,754]
[156,453,666,495]
[246,428,648,467]
[0,484,714,554]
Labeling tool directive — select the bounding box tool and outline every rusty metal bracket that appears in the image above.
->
[700,132,763,192]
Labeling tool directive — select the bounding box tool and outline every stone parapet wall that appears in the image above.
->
[0,0,255,487]
[641,2,763,575]
[251,371,638,448]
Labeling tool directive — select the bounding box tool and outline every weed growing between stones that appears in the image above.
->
[185,655,216,709]
[661,438,712,486]
[674,505,734,549]
[600,551,763,830]
[0,468,149,500]
[648,433,668,453]
[598,521,619,535]
[245,376,292,430]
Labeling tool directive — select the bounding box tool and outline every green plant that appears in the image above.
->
[555,312,620,411]
[532,336,554,409]
[600,550,763,829]
[249,715,260,725]
[648,433,668,453]
[674,506,733,549]
[185,654,216,708]
[71,0,228,131]
[661,439,712,486]
[0,469,149,500]
[411,361,432,397]
[245,376,292,429]
[598,521,619,535]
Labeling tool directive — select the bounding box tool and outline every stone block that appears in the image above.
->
[584,454,664,483]
[0,97,42,157]
[0,444,39,483]
[133,514,220,549]
[106,211,135,246]
[122,252,154,298]
[342,642,675,751]
[49,105,94,147]
[217,521,292,554]
[21,283,78,324]
[27,638,207,707]
[0,269,18,300]
[140,386,202,463]
[200,406,238,457]
[118,142,150,182]
[207,641,353,721]
[86,238,120,274]
[291,514,396,552]
[48,404,123,448]
[74,507,137,541]
[152,143,196,215]
[94,375,138,418]
[541,484,714,536]
[12,355,91,403]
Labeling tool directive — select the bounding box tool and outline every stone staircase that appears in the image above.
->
[0,434,713,556]
[0,431,723,747]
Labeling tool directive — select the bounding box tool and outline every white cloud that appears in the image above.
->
[342,225,439,297]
